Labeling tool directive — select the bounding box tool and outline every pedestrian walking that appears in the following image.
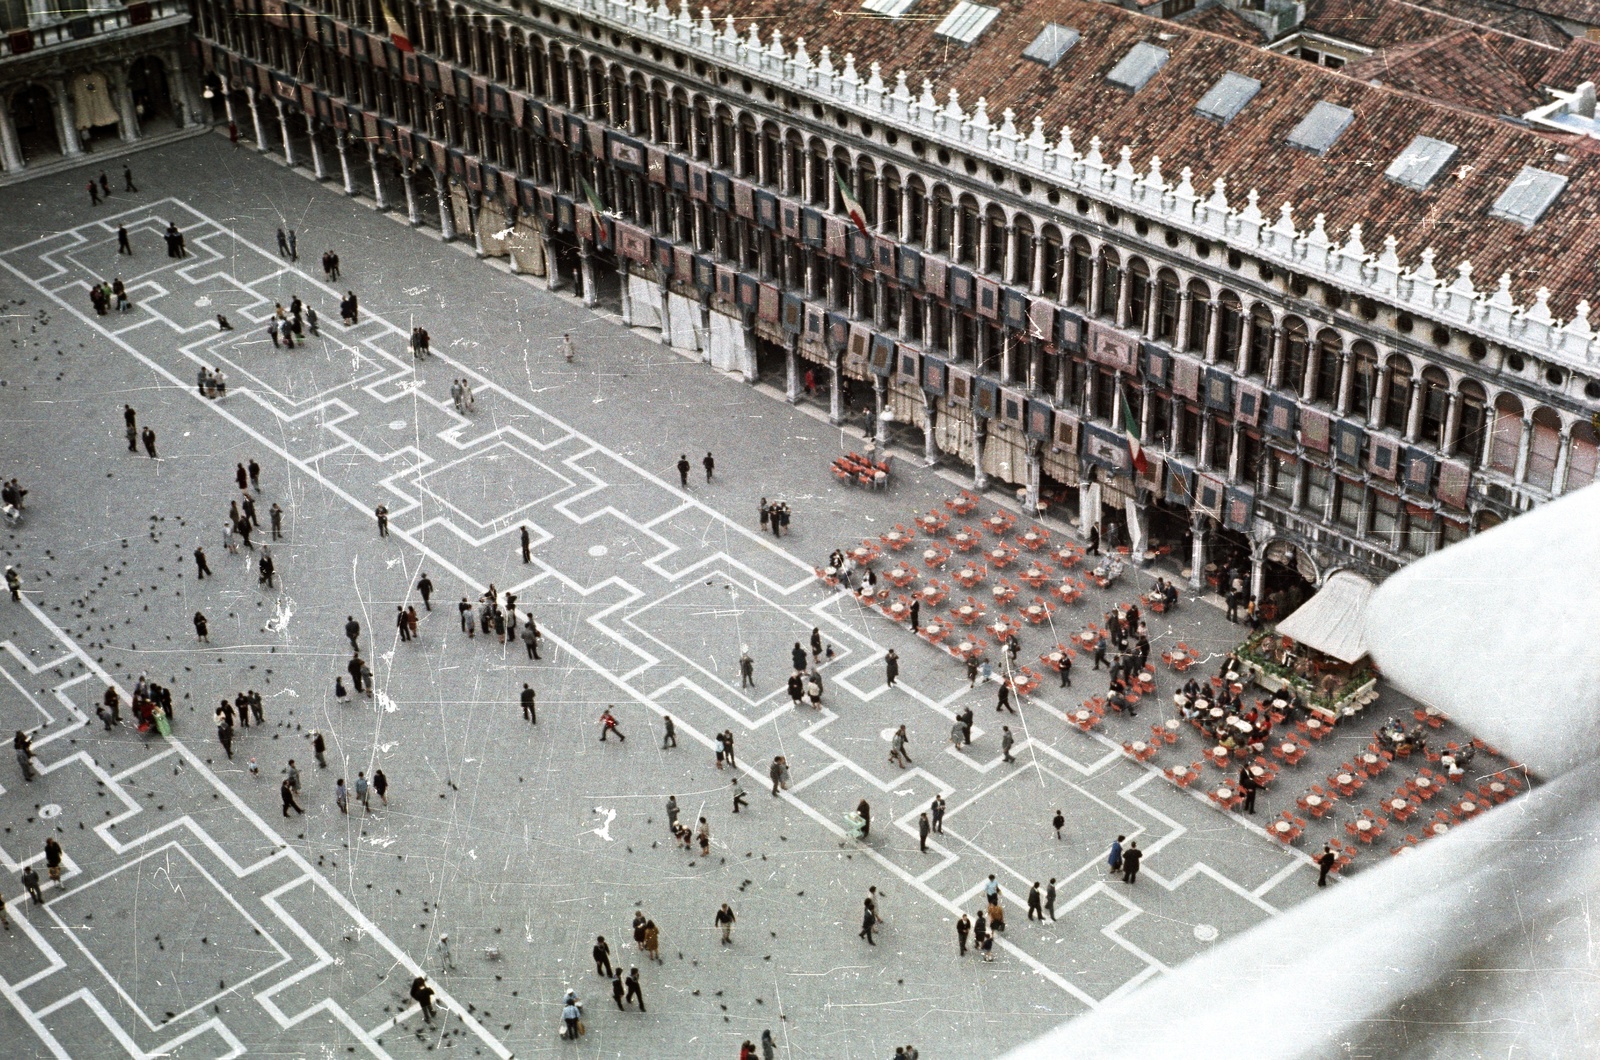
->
[696,816,710,855]
[373,769,388,805]
[22,865,43,905]
[523,617,542,658]
[345,616,360,650]
[624,967,645,1010]
[276,228,289,256]
[731,777,748,814]
[87,180,99,205]
[520,683,537,724]
[123,165,136,192]
[117,224,132,254]
[956,913,971,955]
[610,969,627,1009]
[918,812,930,852]
[1045,877,1058,921]
[676,454,690,487]
[702,451,715,482]
[288,230,297,260]
[889,724,911,768]
[1027,882,1044,921]
[335,778,349,813]
[561,991,583,1039]
[281,777,304,816]
[931,795,945,833]
[856,798,871,839]
[1052,809,1065,839]
[739,651,755,688]
[141,426,157,457]
[996,682,1014,714]
[410,977,436,1023]
[1238,766,1260,814]
[593,936,613,977]
[660,714,677,748]
[1107,835,1124,876]
[44,838,63,887]
[436,933,456,972]
[1001,726,1016,764]
[395,605,411,642]
[311,730,327,768]
[599,707,625,741]
[355,771,370,811]
[859,898,878,945]
[1317,843,1336,887]
[715,903,736,944]
[908,598,920,632]
[885,649,899,688]
[520,525,531,564]
[14,731,34,782]
[193,610,209,642]
[374,504,388,537]
[1122,840,1143,884]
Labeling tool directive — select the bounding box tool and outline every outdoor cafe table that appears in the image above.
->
[1489,782,1507,795]
[1073,710,1093,725]
[1209,708,1226,720]
[1274,821,1293,835]
[984,515,1009,533]
[1164,720,1181,733]
[1414,777,1434,792]
[956,604,978,619]
[1430,822,1449,836]
[1336,773,1355,787]
[1131,741,1148,754]
[1281,742,1298,756]
[952,532,975,548]
[1305,719,1325,735]
[1389,798,1410,813]
[1170,651,1188,665]
[1361,753,1380,767]
[850,547,874,562]
[1305,795,1324,809]
[1020,530,1045,547]
[886,602,907,618]
[1024,604,1046,619]
[884,530,907,546]
[1459,800,1478,815]
[1356,819,1374,833]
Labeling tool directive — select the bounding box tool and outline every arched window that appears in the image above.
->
[1456,380,1487,466]
[1039,224,1064,299]
[1099,247,1122,319]
[1244,306,1273,378]
[1186,280,1211,351]
[1218,292,1243,363]
[737,114,757,178]
[1418,367,1450,446]
[1567,420,1598,491]
[1155,270,1180,341]
[905,176,928,245]
[1313,329,1342,404]
[1067,238,1091,307]
[933,186,954,252]
[1128,258,1151,331]
[1282,317,1309,392]
[1487,392,1523,473]
[1348,341,1378,420]
[855,157,878,226]
[714,107,734,169]
[1012,215,1034,286]
[983,205,1007,276]
[957,195,979,265]
[1526,406,1563,490]
[1383,354,1413,431]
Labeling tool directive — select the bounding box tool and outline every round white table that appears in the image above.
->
[1026,606,1044,617]
[1281,743,1297,756]
[1415,777,1433,791]
[1165,720,1181,732]
[1216,787,1234,801]
[1074,710,1092,724]
[1390,798,1410,812]
[1274,821,1292,834]
[1171,653,1188,664]
[1305,795,1324,808]
[1209,708,1225,720]
[1336,773,1354,787]
[923,549,941,562]
[1172,766,1189,777]
[1356,819,1374,832]
[1131,741,1147,753]
[1459,801,1477,814]
[1047,652,1063,664]
[957,641,974,653]
[1431,822,1449,835]
[1489,782,1507,794]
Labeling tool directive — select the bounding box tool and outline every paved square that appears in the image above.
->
[0,136,1494,1059]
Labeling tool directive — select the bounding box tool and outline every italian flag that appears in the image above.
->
[579,174,607,217]
[1122,385,1149,475]
[378,0,413,52]
[835,170,869,236]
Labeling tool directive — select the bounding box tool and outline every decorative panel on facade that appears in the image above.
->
[1086,320,1139,373]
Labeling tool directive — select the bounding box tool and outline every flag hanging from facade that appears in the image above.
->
[1122,384,1149,475]
[378,0,413,52]
[834,169,869,236]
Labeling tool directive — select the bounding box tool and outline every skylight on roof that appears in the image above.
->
[1490,165,1568,226]
[1287,101,1356,155]
[934,1,1000,44]
[862,0,916,17]
[1106,42,1170,93]
[1022,23,1079,69]
[1385,135,1459,191]
[1195,72,1261,125]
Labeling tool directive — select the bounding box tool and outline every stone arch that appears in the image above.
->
[1243,302,1274,377]
[1487,391,1523,473]
[9,83,58,162]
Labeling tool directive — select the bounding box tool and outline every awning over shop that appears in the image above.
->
[1274,569,1374,664]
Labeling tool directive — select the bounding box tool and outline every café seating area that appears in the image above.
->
[824,491,1532,878]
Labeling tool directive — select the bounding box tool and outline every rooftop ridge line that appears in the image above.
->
[548,0,1597,370]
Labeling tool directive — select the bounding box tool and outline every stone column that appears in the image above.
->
[53,81,82,156]
[305,115,327,179]
[367,142,387,209]
[923,394,939,466]
[1442,392,1462,456]
[1115,268,1131,328]
[1227,424,1242,481]
[1176,291,1193,352]
[469,193,485,256]
[1235,312,1253,374]
[1249,540,1267,604]
[1189,511,1209,590]
[874,377,889,446]
[657,281,672,345]
[1024,441,1042,512]
[1203,299,1221,363]
[1300,347,1318,404]
[579,244,597,307]
[435,168,456,239]
[1404,375,1424,442]
[337,132,356,194]
[249,92,268,152]
[1370,368,1390,430]
[1144,280,1159,340]
[973,417,989,491]
[1030,237,1045,296]
[786,342,800,403]
[1198,414,1214,472]
[273,99,295,166]
[1088,254,1105,318]
[1553,427,1573,495]
[402,168,420,225]
[829,356,844,425]
[1003,225,1018,284]
[1514,417,1532,483]
[111,67,140,143]
[0,104,23,172]
[1267,327,1285,389]
[1335,351,1354,414]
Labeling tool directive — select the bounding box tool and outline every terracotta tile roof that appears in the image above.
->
[1345,28,1560,114]
[1482,9,1576,46]
[1497,0,1600,25]
[1184,4,1266,44]
[1536,36,1600,87]
[732,0,1600,315]
[1301,0,1465,49]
